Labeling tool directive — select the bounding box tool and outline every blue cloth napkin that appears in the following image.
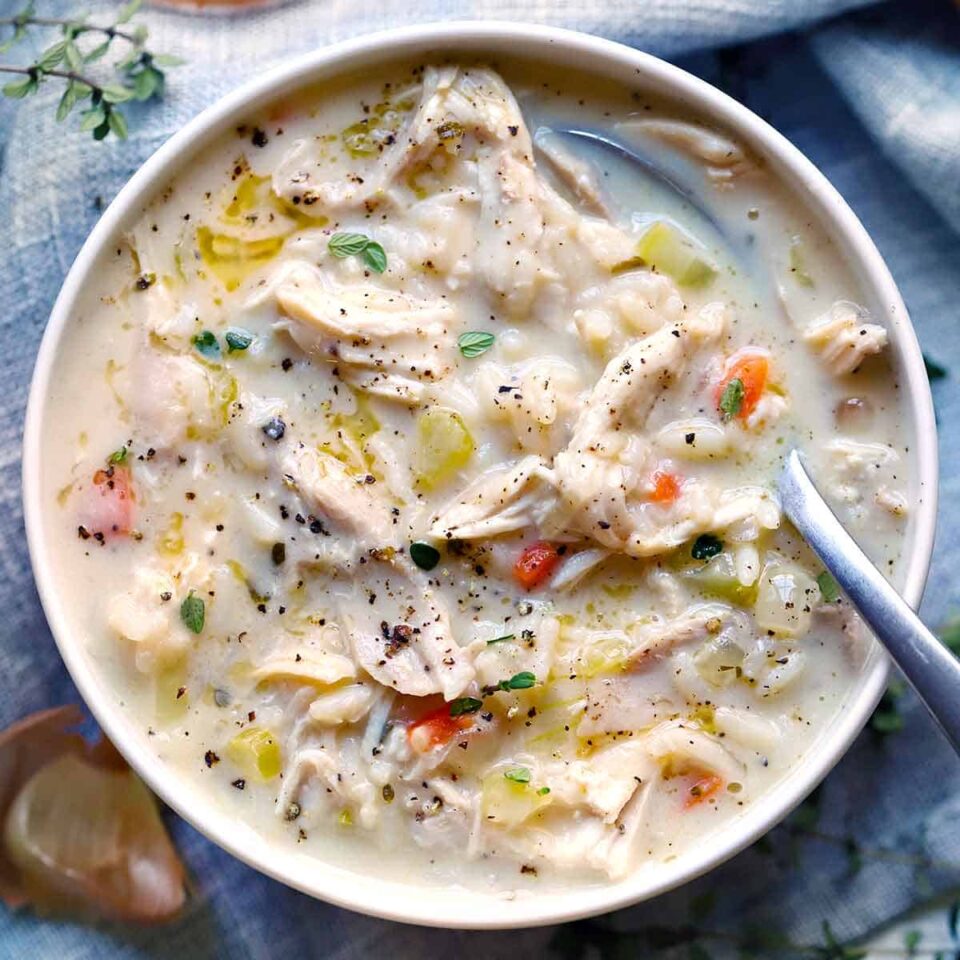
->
[1,1,959,956]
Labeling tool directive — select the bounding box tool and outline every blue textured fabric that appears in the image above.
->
[1,0,959,956]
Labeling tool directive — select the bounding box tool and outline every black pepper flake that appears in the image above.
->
[204,750,220,767]
[281,357,293,372]
[685,432,696,445]
[231,778,246,790]
[251,127,268,147]
[78,525,90,540]
[262,417,286,441]
[271,542,286,565]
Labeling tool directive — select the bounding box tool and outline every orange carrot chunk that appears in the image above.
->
[513,541,561,591]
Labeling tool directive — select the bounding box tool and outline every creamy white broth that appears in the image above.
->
[41,59,910,893]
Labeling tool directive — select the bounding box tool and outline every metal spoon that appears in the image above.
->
[779,449,960,753]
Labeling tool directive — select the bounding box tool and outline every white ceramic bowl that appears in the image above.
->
[22,21,937,929]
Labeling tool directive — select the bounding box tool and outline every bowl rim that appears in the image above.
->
[22,20,938,930]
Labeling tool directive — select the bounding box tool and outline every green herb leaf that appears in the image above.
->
[817,571,840,603]
[487,633,515,645]
[107,108,128,140]
[449,697,483,717]
[117,0,143,24]
[225,328,254,352]
[192,330,220,359]
[56,83,78,121]
[925,354,948,382]
[718,377,744,421]
[180,592,205,634]
[536,786,550,796]
[691,534,723,561]
[79,103,106,132]
[328,232,371,258]
[152,54,186,67]
[409,540,440,571]
[3,75,37,99]
[108,446,128,465]
[504,767,531,784]
[101,83,133,104]
[36,40,67,72]
[361,241,387,274]
[133,66,160,101]
[64,40,83,72]
[84,39,111,63]
[457,331,495,359]
[500,671,536,691]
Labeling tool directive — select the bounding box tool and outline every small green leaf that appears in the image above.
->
[409,540,440,571]
[718,377,744,421]
[192,330,221,359]
[487,633,515,645]
[691,534,723,561]
[504,767,530,784]
[449,697,482,717]
[457,331,495,359]
[85,39,111,63]
[817,571,840,603]
[117,0,143,24]
[2,75,37,99]
[108,108,128,140]
[108,446,128,465]
[225,328,254,352]
[536,786,550,796]
[361,241,387,274]
[133,66,163,101]
[101,83,134,104]
[92,120,111,141]
[64,40,83,72]
[152,54,185,67]
[500,671,536,691]
[36,40,67,72]
[328,232,371,257]
[79,104,107,131]
[131,24,148,45]
[180,592,205,634]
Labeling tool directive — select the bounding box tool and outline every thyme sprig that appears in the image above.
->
[0,1,182,140]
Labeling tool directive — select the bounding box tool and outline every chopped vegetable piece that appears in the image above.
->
[504,767,531,783]
[191,330,220,359]
[691,534,723,561]
[457,331,495,358]
[107,446,128,465]
[536,786,551,796]
[514,541,561,590]
[449,697,483,717]
[684,772,723,808]
[225,328,254,352]
[650,469,682,503]
[226,727,281,781]
[180,592,205,634]
[788,236,815,287]
[413,407,474,488]
[409,541,440,571]
[487,633,515,645]
[499,671,536,691]
[684,551,756,606]
[718,378,744,421]
[635,221,717,288]
[817,571,840,603]
[481,770,552,827]
[408,706,472,752]
[716,349,769,422]
[755,563,818,638]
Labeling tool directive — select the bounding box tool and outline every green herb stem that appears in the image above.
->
[0,17,139,44]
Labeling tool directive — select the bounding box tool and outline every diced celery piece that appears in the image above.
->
[226,727,282,781]
[693,633,746,688]
[683,552,757,606]
[754,563,818,638]
[413,407,474,488]
[789,236,815,287]
[636,221,717,288]
[480,771,552,828]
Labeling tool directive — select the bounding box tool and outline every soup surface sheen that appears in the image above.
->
[43,61,910,893]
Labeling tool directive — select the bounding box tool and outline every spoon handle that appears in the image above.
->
[779,450,960,753]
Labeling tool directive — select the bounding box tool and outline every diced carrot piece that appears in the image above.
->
[650,470,682,504]
[80,466,134,538]
[684,772,724,809]
[408,707,473,753]
[513,541,561,591]
[716,349,770,421]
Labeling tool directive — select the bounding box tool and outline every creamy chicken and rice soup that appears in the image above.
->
[43,62,910,890]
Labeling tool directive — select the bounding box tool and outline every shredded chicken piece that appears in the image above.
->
[803,300,888,375]
[274,262,456,404]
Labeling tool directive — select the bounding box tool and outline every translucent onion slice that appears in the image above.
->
[0,707,185,923]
